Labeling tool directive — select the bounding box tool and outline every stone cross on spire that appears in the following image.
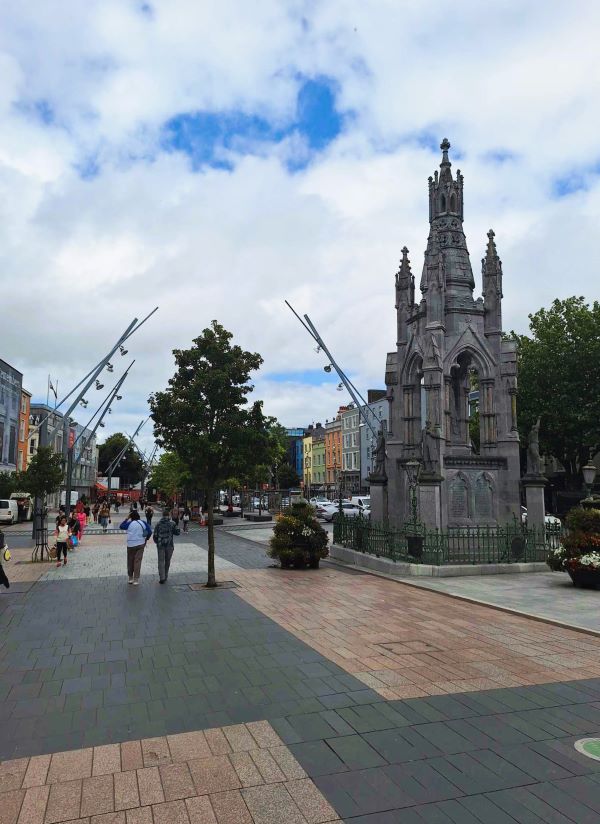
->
[439,138,452,182]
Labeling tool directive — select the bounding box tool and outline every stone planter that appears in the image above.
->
[567,566,600,589]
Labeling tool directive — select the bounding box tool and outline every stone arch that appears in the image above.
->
[450,192,457,212]
[440,193,447,212]
[446,344,493,381]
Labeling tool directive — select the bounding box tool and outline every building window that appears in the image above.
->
[9,426,16,465]
[19,420,25,442]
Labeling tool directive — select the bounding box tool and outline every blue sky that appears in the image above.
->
[162,76,344,172]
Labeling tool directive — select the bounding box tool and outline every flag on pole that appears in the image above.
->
[49,379,57,399]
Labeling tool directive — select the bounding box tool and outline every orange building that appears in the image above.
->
[325,406,347,491]
[18,389,31,472]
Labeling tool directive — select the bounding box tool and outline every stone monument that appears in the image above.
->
[377,139,521,528]
[521,417,547,530]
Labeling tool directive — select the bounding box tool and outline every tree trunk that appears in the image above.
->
[206,492,217,587]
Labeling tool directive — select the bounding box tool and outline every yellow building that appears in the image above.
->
[303,432,313,490]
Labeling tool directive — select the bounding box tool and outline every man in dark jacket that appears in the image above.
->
[152,508,180,584]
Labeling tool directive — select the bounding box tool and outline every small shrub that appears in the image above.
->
[565,507,600,534]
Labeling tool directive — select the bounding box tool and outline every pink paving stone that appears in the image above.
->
[203,729,231,757]
[113,771,140,811]
[151,800,191,824]
[17,785,50,824]
[245,721,282,749]
[136,767,165,806]
[242,784,307,824]
[120,742,143,773]
[22,755,51,788]
[248,749,286,784]
[125,808,153,824]
[158,764,196,801]
[0,758,29,793]
[141,737,171,767]
[167,732,211,763]
[92,745,122,776]
[47,748,93,784]
[221,725,256,753]
[45,779,82,824]
[208,790,253,824]
[228,752,263,788]
[285,779,339,823]
[268,747,306,780]
[188,756,241,796]
[0,788,25,824]
[80,775,115,818]
[185,796,217,824]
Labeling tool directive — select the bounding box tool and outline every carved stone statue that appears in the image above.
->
[421,420,440,474]
[526,417,542,475]
[372,429,386,478]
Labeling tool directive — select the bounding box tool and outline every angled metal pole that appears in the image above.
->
[74,362,135,466]
[63,310,157,510]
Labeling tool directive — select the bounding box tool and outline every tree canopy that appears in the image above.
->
[512,296,600,487]
[98,433,144,486]
[149,320,280,585]
[147,452,190,500]
[25,447,64,499]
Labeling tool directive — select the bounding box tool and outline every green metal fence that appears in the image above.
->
[332,515,562,566]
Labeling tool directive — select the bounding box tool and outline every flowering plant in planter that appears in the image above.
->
[546,544,567,571]
[268,501,329,569]
[557,507,600,589]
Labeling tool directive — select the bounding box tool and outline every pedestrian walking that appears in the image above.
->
[171,504,180,528]
[92,503,99,523]
[182,505,191,533]
[54,516,71,567]
[153,508,180,584]
[68,513,80,549]
[145,504,154,527]
[75,500,86,540]
[0,529,10,588]
[99,501,111,531]
[84,503,91,524]
[120,510,152,585]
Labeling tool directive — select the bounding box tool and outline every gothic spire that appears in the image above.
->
[482,228,503,342]
[395,246,414,307]
[439,137,452,183]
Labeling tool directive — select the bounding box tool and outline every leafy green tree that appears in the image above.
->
[25,447,63,499]
[98,433,144,486]
[0,472,16,498]
[150,321,279,587]
[147,452,190,500]
[277,462,301,490]
[511,297,600,488]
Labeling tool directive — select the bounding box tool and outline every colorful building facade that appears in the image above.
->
[18,389,31,472]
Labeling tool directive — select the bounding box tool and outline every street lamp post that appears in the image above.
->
[403,459,422,558]
[582,453,597,503]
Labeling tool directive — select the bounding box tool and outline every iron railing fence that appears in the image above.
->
[332,514,563,566]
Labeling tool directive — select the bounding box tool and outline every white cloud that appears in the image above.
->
[1,0,599,447]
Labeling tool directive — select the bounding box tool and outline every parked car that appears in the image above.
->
[521,506,561,526]
[321,502,366,522]
[0,499,19,524]
[310,497,330,505]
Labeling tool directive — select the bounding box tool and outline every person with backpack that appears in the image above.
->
[119,510,152,585]
[152,508,180,584]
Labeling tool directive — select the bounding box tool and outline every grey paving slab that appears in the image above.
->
[3,528,600,824]
[397,571,600,633]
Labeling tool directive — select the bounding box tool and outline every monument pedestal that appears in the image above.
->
[418,473,443,529]
[369,474,388,523]
[521,474,547,530]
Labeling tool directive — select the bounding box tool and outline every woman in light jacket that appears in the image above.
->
[119,510,150,586]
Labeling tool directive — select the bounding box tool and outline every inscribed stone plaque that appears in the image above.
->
[449,475,469,520]
[474,475,493,520]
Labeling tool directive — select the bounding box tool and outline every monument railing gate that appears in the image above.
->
[332,514,562,566]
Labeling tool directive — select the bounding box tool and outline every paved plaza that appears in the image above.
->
[2,528,600,822]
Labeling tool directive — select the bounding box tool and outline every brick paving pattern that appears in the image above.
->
[232,567,600,699]
[3,531,600,822]
[0,721,341,823]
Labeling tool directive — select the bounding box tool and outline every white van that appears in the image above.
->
[0,499,19,524]
[351,496,371,510]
